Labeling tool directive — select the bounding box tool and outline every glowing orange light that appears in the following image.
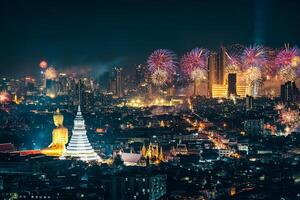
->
[0,92,10,103]
[39,60,48,69]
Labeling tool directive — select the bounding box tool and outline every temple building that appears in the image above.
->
[61,105,101,161]
[41,109,68,157]
[141,143,165,163]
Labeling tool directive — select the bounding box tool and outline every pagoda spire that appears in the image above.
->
[61,106,101,162]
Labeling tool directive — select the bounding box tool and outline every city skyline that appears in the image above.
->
[0,1,300,199]
[1,0,300,77]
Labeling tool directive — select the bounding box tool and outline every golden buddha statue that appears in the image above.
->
[41,109,68,156]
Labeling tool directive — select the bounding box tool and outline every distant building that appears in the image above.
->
[115,67,123,97]
[111,173,167,200]
[227,73,237,96]
[45,79,57,97]
[280,81,299,102]
[194,79,208,97]
[246,95,253,110]
[244,118,264,135]
[216,46,226,85]
[208,53,217,97]
[218,149,232,157]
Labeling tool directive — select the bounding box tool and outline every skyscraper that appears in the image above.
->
[246,95,253,110]
[61,106,101,161]
[280,81,299,102]
[217,46,226,85]
[135,64,146,85]
[208,53,217,97]
[114,67,123,98]
[228,73,237,96]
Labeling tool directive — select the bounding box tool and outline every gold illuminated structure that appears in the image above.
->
[212,84,248,98]
[141,143,165,163]
[41,109,68,156]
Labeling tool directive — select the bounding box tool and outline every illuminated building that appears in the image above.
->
[110,173,167,200]
[212,84,227,98]
[236,86,248,98]
[217,46,227,85]
[61,106,101,161]
[170,144,188,156]
[212,84,248,98]
[45,79,57,98]
[141,143,165,163]
[57,73,69,95]
[208,52,217,97]
[227,73,237,96]
[114,67,123,98]
[135,64,148,86]
[41,109,68,157]
[244,118,264,135]
[280,81,299,102]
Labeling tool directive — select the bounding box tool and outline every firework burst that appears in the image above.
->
[276,46,300,82]
[275,47,299,67]
[44,67,57,80]
[180,48,209,80]
[0,91,11,104]
[39,60,48,69]
[242,45,266,96]
[242,45,266,69]
[147,49,176,73]
[280,108,299,126]
[151,68,168,86]
[225,52,240,73]
[275,103,285,111]
[278,66,297,82]
[244,66,262,84]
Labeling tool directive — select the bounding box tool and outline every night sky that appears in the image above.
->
[1,0,300,78]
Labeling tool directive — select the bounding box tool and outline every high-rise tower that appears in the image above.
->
[208,53,217,97]
[228,73,237,96]
[217,46,226,85]
[61,106,101,161]
[114,67,123,98]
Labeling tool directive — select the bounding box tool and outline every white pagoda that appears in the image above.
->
[61,105,101,161]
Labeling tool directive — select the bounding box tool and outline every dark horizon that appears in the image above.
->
[1,0,300,78]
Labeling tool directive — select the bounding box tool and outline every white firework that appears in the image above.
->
[191,68,207,80]
[151,69,168,86]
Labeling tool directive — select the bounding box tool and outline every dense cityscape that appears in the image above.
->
[1,1,300,200]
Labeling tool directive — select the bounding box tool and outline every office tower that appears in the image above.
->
[280,81,299,102]
[208,53,217,97]
[81,90,94,111]
[228,73,237,96]
[135,64,146,85]
[111,174,167,200]
[45,79,56,98]
[244,118,264,135]
[57,73,68,95]
[217,46,226,85]
[246,95,253,110]
[114,67,123,98]
[62,106,101,161]
[76,79,85,103]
